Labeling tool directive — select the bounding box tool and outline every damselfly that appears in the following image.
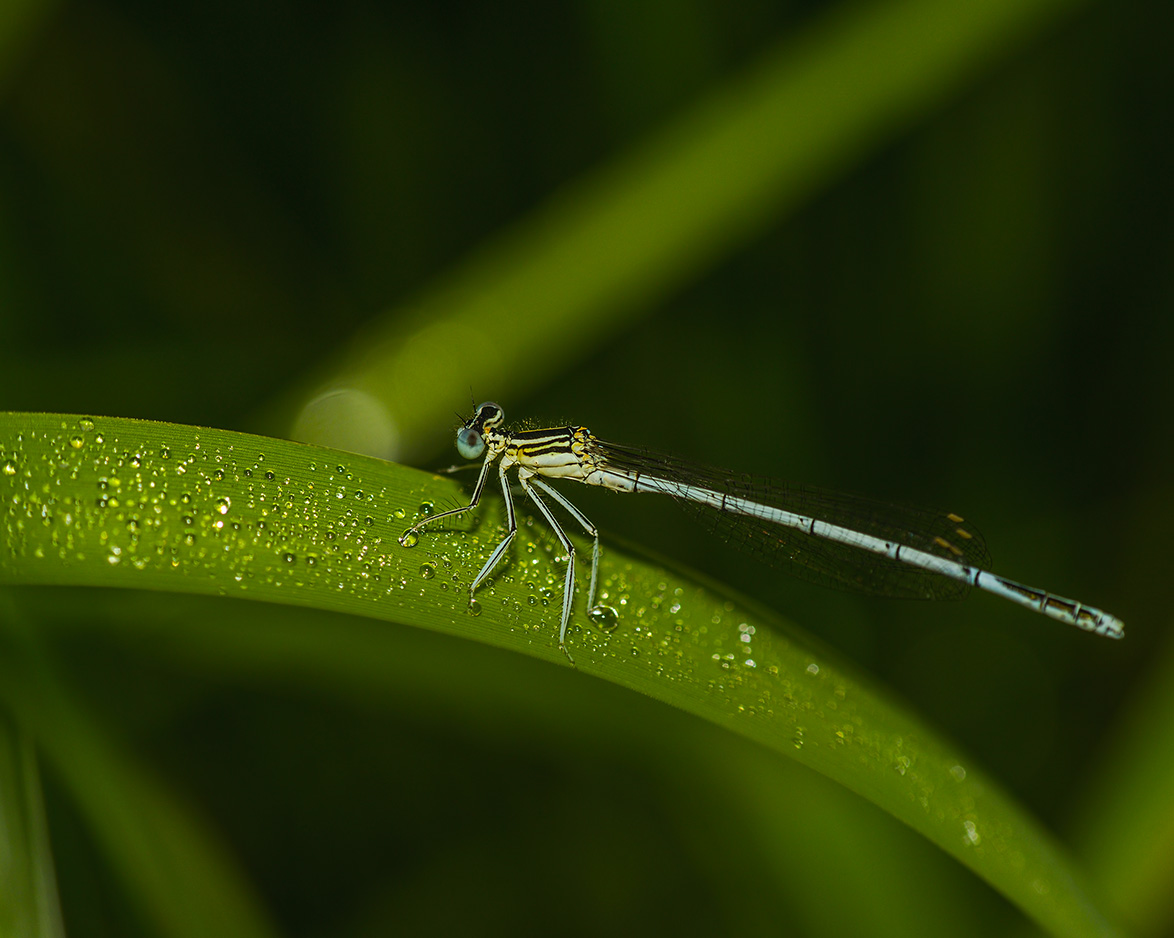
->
[399,401,1124,658]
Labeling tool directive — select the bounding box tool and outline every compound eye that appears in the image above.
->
[456,427,485,460]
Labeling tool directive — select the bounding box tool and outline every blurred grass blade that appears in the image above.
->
[1071,633,1174,936]
[267,0,1095,459]
[0,594,278,938]
[0,412,1123,938]
[0,709,64,938]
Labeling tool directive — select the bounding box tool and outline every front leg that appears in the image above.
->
[398,454,495,546]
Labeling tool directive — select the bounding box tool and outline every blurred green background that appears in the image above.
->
[1,0,1171,935]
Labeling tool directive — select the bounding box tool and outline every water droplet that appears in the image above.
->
[282,552,296,564]
[587,605,620,632]
[400,531,419,548]
[78,418,96,432]
[469,599,482,617]
[393,507,406,520]
[420,562,436,580]
[69,436,84,449]
[216,497,231,515]
[418,501,434,516]
[2,459,15,476]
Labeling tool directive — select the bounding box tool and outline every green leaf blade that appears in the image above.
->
[0,412,1123,938]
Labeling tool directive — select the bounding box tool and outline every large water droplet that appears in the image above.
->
[588,604,620,632]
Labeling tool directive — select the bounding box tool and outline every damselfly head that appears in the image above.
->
[456,401,504,460]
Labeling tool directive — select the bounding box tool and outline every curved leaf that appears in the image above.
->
[0,412,1123,937]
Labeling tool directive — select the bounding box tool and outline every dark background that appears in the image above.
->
[1,0,1170,935]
